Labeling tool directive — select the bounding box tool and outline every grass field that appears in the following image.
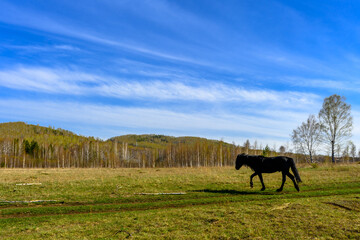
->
[0,164,359,239]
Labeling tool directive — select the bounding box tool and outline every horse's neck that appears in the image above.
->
[244,157,259,170]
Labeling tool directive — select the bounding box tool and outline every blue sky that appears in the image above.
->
[1,0,360,151]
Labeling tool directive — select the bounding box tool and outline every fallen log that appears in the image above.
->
[15,183,42,186]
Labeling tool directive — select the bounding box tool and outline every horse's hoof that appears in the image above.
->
[250,184,253,188]
[276,188,283,192]
[260,188,265,191]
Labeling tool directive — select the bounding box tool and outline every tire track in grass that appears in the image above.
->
[0,182,359,211]
[1,180,358,210]
[0,186,359,219]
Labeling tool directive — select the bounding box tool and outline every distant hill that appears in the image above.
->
[109,134,231,149]
[0,121,230,147]
[0,121,78,138]
[0,122,226,148]
[0,122,277,168]
[0,122,94,147]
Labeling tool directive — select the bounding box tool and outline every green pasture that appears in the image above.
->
[0,164,359,239]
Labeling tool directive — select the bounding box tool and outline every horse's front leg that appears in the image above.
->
[250,173,257,188]
[277,172,286,192]
[258,173,266,191]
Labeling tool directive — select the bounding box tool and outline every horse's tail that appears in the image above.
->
[289,158,302,183]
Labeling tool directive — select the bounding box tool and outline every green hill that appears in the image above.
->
[0,122,269,168]
[0,121,79,138]
[109,134,230,149]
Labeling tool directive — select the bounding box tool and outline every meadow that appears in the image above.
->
[0,164,359,239]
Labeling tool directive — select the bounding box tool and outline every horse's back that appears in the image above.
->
[260,156,290,173]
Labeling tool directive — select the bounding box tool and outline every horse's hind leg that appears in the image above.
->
[276,172,286,192]
[286,172,299,191]
[258,173,266,191]
[250,173,257,188]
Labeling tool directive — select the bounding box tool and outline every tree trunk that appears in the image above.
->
[331,141,335,163]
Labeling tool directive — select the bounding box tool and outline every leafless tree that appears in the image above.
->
[336,144,342,161]
[291,114,322,163]
[2,140,11,168]
[243,139,250,154]
[350,142,356,163]
[279,146,286,155]
[319,94,353,163]
[342,144,350,163]
[253,140,258,154]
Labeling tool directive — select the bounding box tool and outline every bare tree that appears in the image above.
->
[342,144,350,163]
[2,140,11,168]
[350,142,356,163]
[291,115,322,163]
[253,140,258,155]
[279,146,286,155]
[336,144,342,161]
[272,143,277,152]
[319,95,353,163]
[243,139,250,154]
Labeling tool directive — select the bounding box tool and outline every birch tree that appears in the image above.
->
[318,95,353,163]
[291,115,322,163]
[350,142,356,163]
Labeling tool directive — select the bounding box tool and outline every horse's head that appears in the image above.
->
[235,153,246,170]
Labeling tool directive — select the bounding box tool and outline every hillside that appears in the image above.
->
[0,122,230,149]
[0,122,93,144]
[109,134,231,149]
[0,122,250,168]
[0,122,79,138]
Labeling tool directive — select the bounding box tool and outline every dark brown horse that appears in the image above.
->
[235,153,302,192]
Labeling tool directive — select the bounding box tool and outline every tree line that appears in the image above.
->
[291,94,357,163]
[0,122,283,168]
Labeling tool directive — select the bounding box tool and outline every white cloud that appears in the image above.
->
[0,99,304,141]
[0,67,100,94]
[0,67,320,109]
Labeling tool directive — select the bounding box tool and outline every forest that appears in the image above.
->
[0,121,292,168]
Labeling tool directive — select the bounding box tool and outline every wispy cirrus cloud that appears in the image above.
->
[283,76,360,92]
[3,44,81,52]
[0,66,320,109]
[0,99,307,140]
[0,67,101,94]
[1,0,352,79]
[0,1,213,67]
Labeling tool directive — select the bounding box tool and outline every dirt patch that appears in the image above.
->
[270,202,291,211]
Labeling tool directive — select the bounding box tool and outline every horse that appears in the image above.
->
[235,153,302,192]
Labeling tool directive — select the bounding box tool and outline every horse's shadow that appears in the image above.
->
[191,189,275,195]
